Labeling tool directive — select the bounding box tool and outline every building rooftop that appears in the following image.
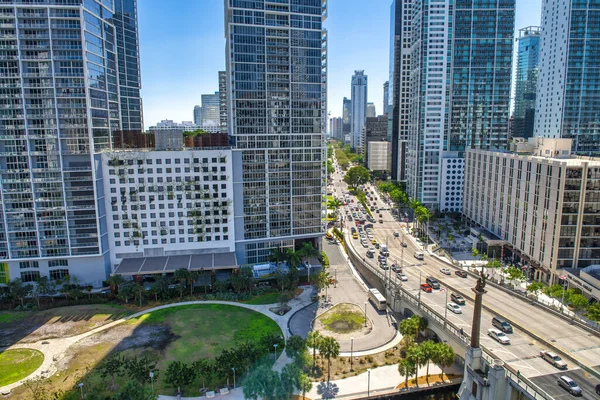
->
[112,253,237,276]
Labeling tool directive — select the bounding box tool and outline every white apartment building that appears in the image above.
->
[439,156,464,213]
[463,139,600,282]
[367,142,391,172]
[351,70,368,151]
[98,149,235,273]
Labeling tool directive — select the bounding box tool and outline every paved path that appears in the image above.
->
[0,290,316,393]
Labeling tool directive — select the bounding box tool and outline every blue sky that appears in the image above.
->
[138,0,542,129]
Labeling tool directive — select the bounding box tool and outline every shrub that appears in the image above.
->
[365,355,374,363]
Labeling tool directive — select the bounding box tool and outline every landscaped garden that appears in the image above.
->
[0,349,44,387]
[316,303,367,334]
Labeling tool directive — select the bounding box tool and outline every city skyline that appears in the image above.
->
[138,0,542,127]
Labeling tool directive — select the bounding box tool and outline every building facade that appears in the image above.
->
[342,97,351,143]
[364,115,388,168]
[225,0,327,265]
[193,105,203,126]
[463,139,600,282]
[439,156,465,213]
[382,80,389,116]
[0,0,143,287]
[406,0,515,208]
[534,0,600,155]
[201,92,220,126]
[366,102,376,118]
[350,70,367,151]
[329,117,342,141]
[367,142,391,172]
[219,71,228,134]
[389,0,411,182]
[148,120,221,134]
[513,27,540,139]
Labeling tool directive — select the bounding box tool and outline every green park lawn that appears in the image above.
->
[243,291,282,305]
[0,349,44,387]
[318,303,364,334]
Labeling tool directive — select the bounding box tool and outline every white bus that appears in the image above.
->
[368,288,387,311]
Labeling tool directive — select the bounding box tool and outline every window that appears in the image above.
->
[49,269,69,281]
[48,259,68,268]
[19,261,39,269]
[21,271,40,282]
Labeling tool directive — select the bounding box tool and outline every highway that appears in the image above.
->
[328,161,600,399]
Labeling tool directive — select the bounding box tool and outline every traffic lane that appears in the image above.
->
[530,370,599,400]
[410,254,600,370]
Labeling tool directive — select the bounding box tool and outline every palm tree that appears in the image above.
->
[407,345,425,386]
[398,357,416,389]
[299,374,312,400]
[306,330,323,375]
[268,247,287,276]
[419,340,436,382]
[298,242,321,283]
[433,343,456,382]
[318,336,340,382]
[327,199,342,210]
[107,274,125,294]
[187,270,199,296]
[174,268,189,299]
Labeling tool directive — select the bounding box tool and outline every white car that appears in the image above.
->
[446,302,462,314]
[440,268,451,275]
[487,328,511,345]
[540,350,567,369]
[397,273,408,281]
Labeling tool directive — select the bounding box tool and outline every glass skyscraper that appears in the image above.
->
[534,0,600,155]
[513,26,540,139]
[0,0,142,286]
[406,0,514,207]
[225,0,327,264]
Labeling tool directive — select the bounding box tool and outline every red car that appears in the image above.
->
[420,283,432,293]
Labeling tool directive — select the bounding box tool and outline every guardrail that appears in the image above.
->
[343,230,555,400]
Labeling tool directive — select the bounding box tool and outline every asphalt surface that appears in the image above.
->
[288,238,397,352]
[328,161,600,399]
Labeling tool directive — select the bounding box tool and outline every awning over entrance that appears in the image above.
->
[112,252,238,276]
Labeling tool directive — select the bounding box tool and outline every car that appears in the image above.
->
[487,328,511,345]
[401,241,407,247]
[391,263,400,271]
[379,219,384,223]
[367,234,374,240]
[595,383,600,395]
[379,213,383,218]
[420,283,432,293]
[440,267,451,275]
[450,293,466,305]
[374,243,380,249]
[397,273,408,281]
[557,376,582,396]
[372,238,378,245]
[425,277,440,289]
[447,302,462,314]
[380,262,389,270]
[540,350,567,369]
[455,270,468,278]
[361,241,368,248]
[393,231,400,237]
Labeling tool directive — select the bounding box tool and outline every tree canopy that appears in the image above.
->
[343,166,370,190]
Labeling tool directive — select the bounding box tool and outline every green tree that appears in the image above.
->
[506,266,526,288]
[485,259,502,282]
[111,379,157,400]
[327,198,342,210]
[116,282,134,304]
[398,357,416,389]
[526,281,547,301]
[544,284,566,299]
[306,330,323,375]
[9,278,32,308]
[268,247,287,275]
[298,241,321,283]
[585,303,600,328]
[399,316,420,344]
[406,345,425,386]
[298,373,313,400]
[343,166,370,190]
[243,363,280,400]
[107,274,125,294]
[98,353,125,391]
[173,268,189,299]
[419,340,437,382]
[193,359,214,390]
[432,342,456,381]
[285,335,307,359]
[132,283,146,307]
[164,361,196,395]
[314,270,334,298]
[569,294,589,317]
[187,270,199,296]
[318,336,340,382]
[125,355,158,384]
[230,267,255,293]
[34,276,50,308]
[389,188,408,206]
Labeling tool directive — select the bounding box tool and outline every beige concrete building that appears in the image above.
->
[463,138,600,283]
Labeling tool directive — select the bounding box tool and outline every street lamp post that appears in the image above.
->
[364,301,367,327]
[350,337,354,371]
[367,368,372,397]
[273,343,278,359]
[418,270,422,305]
[78,383,84,399]
[149,371,155,393]
[443,288,448,328]
[232,367,236,389]
[334,267,337,288]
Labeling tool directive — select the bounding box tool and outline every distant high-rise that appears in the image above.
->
[513,27,540,139]
[330,117,343,140]
[342,97,352,143]
[366,103,376,118]
[534,0,600,155]
[201,92,220,126]
[219,71,228,134]
[0,0,143,285]
[389,0,411,182]
[193,105,203,126]
[406,0,515,207]
[225,0,327,264]
[383,81,389,116]
[351,70,368,150]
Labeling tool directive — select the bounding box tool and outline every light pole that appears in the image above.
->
[149,371,155,393]
[274,343,278,359]
[78,383,84,399]
[334,267,337,288]
[350,337,354,371]
[232,367,236,389]
[418,270,422,305]
[367,368,371,397]
[443,288,448,328]
[364,301,367,327]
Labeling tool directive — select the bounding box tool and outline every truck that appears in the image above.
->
[414,251,424,260]
[380,244,389,256]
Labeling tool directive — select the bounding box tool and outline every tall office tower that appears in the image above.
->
[350,70,367,150]
[218,71,228,134]
[383,81,389,116]
[329,117,342,140]
[366,102,376,118]
[113,0,142,130]
[225,0,327,264]
[406,0,515,207]
[534,0,600,155]
[0,0,142,286]
[201,92,220,126]
[513,27,540,139]
[389,0,411,182]
[342,97,351,143]
[193,105,203,126]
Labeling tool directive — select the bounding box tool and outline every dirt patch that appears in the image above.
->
[310,347,400,381]
[313,303,372,341]
[396,373,462,389]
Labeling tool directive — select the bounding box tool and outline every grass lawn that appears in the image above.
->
[318,304,364,334]
[0,349,44,387]
[0,311,28,324]
[243,291,281,305]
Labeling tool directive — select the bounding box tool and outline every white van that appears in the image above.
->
[414,251,424,260]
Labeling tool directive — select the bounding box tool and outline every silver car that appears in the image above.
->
[557,376,582,396]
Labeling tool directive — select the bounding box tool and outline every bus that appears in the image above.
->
[368,288,387,311]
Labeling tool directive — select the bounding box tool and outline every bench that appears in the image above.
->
[206,391,216,398]
[219,388,229,395]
